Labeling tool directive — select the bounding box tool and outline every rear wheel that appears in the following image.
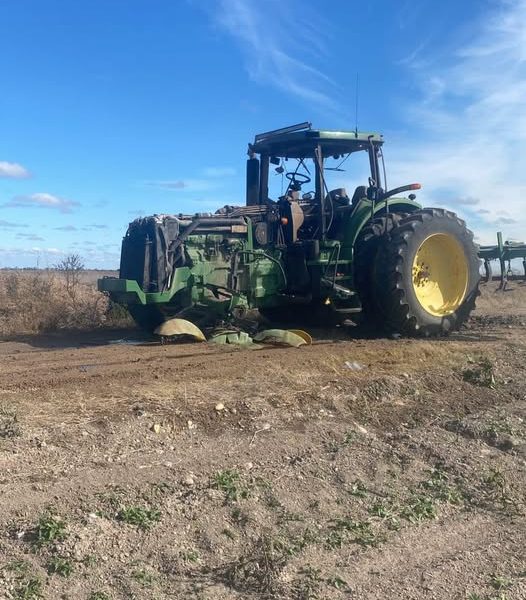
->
[353,212,407,328]
[373,208,480,336]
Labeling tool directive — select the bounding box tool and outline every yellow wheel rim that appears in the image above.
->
[412,233,468,316]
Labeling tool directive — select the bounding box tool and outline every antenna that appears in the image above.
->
[354,73,359,136]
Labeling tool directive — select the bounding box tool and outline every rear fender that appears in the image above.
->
[340,197,421,259]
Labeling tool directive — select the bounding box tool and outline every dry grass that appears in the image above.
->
[0,270,130,335]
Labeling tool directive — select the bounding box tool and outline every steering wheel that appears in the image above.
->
[285,171,311,186]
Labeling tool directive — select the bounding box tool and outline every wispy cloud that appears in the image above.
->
[30,247,62,255]
[54,225,78,232]
[145,179,214,192]
[16,232,45,242]
[389,0,526,243]
[2,193,80,213]
[0,161,30,179]
[0,219,27,229]
[211,0,340,112]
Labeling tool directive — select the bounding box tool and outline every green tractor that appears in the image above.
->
[99,122,480,337]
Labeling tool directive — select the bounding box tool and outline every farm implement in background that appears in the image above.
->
[479,232,526,289]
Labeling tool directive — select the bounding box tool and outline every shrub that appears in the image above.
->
[0,270,131,335]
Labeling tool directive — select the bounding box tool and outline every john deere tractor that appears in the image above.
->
[99,122,480,337]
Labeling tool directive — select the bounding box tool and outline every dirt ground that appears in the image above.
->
[1,281,525,600]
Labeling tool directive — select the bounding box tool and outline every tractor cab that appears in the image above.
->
[246,121,386,243]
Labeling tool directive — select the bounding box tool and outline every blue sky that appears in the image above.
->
[1,0,525,268]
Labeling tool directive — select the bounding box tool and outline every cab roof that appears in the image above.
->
[250,122,384,159]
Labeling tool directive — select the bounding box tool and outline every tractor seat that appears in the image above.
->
[324,188,350,207]
[350,185,368,207]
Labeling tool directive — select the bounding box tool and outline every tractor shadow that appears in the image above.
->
[0,315,508,352]
[0,327,155,351]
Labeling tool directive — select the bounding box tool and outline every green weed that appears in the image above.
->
[349,479,367,498]
[88,593,110,600]
[117,506,161,529]
[327,575,350,590]
[294,565,322,599]
[131,569,154,586]
[180,549,200,563]
[490,575,513,590]
[328,518,383,548]
[0,405,21,438]
[401,496,437,523]
[421,466,463,504]
[222,528,235,540]
[47,557,73,577]
[4,559,31,575]
[212,469,249,502]
[368,501,400,530]
[462,357,496,388]
[33,513,67,547]
[14,578,43,600]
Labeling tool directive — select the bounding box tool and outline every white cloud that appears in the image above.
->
[30,247,61,254]
[388,0,526,244]
[212,0,341,113]
[0,161,30,178]
[3,192,80,213]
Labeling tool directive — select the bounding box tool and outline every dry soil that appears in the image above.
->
[0,281,525,600]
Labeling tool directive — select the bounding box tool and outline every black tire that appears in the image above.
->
[128,305,165,332]
[353,212,407,327]
[373,208,480,337]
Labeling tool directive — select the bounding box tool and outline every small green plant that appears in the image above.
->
[421,467,463,504]
[180,549,200,563]
[462,357,496,388]
[343,431,357,445]
[401,496,437,523]
[294,565,323,599]
[349,479,367,498]
[81,554,98,568]
[481,468,519,512]
[131,569,154,586]
[212,469,249,502]
[368,501,400,530]
[483,468,506,490]
[328,518,382,548]
[4,559,31,575]
[327,575,349,590]
[88,593,110,600]
[14,577,43,600]
[117,506,161,529]
[0,405,21,438]
[33,513,67,547]
[325,529,345,549]
[490,574,513,590]
[222,528,236,540]
[47,557,73,577]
